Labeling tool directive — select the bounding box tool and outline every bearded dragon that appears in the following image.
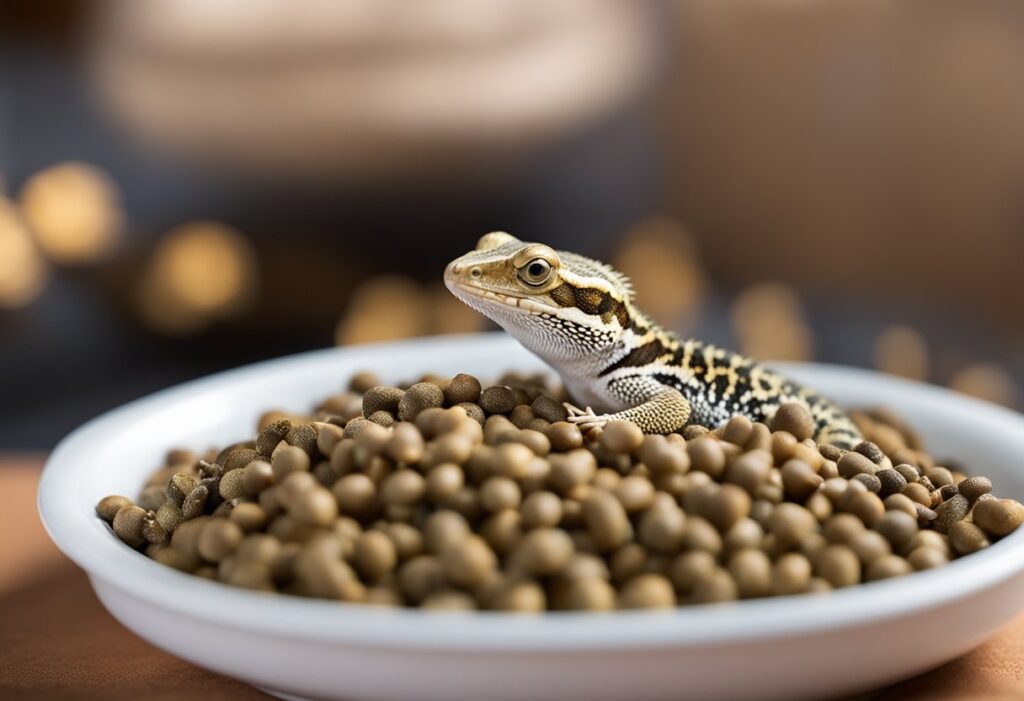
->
[444,232,862,448]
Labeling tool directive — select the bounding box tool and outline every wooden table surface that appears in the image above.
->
[4,456,1023,701]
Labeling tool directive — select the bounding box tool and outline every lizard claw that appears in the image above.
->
[564,403,609,431]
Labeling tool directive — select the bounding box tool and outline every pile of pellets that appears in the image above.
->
[97,371,1024,611]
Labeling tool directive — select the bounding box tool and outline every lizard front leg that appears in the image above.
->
[565,376,691,434]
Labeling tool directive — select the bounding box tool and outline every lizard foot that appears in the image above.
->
[563,403,610,431]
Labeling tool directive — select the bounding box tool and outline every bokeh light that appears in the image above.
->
[874,325,930,382]
[613,216,707,331]
[138,221,258,335]
[731,282,814,362]
[18,162,123,265]
[0,199,50,309]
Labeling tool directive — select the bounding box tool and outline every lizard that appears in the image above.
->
[443,231,863,449]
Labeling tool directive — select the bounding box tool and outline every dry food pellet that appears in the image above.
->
[480,477,522,512]
[395,382,444,421]
[691,567,739,603]
[838,452,877,479]
[705,484,751,531]
[491,581,546,612]
[724,450,772,494]
[729,549,772,599]
[771,403,814,442]
[907,546,948,570]
[689,438,726,479]
[285,425,319,456]
[932,493,971,534]
[848,530,891,565]
[362,386,404,417]
[769,503,816,545]
[512,528,574,576]
[638,500,687,553]
[600,421,644,455]
[353,531,398,582]
[198,518,243,562]
[479,386,517,415]
[618,573,676,608]
[680,516,722,556]
[958,476,992,502]
[874,510,918,551]
[97,495,132,522]
[772,553,812,595]
[949,520,991,555]
[289,486,338,527]
[106,367,1021,611]
[444,374,482,405]
[387,422,425,464]
[256,419,292,457]
[638,435,690,476]
[816,545,861,587]
[583,490,632,552]
[972,498,1024,537]
[230,503,268,532]
[866,554,913,581]
[781,460,822,501]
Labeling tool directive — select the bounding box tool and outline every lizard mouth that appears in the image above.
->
[450,281,556,316]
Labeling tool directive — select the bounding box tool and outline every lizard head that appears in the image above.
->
[445,232,637,360]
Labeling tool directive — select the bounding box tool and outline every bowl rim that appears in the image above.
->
[37,333,1024,651]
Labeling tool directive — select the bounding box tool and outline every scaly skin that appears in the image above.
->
[444,232,862,448]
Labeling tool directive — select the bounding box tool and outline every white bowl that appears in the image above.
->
[38,333,1024,701]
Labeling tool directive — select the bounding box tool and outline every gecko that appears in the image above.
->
[444,232,862,449]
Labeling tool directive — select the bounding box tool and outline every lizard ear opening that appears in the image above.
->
[476,231,520,251]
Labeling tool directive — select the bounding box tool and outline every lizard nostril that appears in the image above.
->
[470,267,482,279]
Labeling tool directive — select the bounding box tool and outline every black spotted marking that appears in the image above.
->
[599,340,668,377]
[550,283,633,328]
[550,284,576,308]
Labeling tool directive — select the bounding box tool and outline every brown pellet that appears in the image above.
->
[771,403,815,442]
[866,554,913,581]
[353,531,398,582]
[619,574,676,609]
[398,383,445,422]
[816,545,861,587]
[479,385,517,415]
[444,373,482,405]
[958,476,993,502]
[949,520,991,555]
[689,438,726,479]
[600,420,644,455]
[114,365,1014,611]
[583,490,632,552]
[97,495,133,523]
[972,498,1024,537]
[512,528,574,576]
[198,518,243,562]
[705,484,752,531]
[545,421,583,451]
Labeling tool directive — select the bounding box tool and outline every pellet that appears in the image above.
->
[109,366,1015,611]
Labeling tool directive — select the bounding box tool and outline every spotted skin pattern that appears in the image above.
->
[444,233,862,448]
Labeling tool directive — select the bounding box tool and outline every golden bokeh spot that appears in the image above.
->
[613,215,707,329]
[731,282,814,362]
[19,162,123,265]
[874,325,929,382]
[139,221,258,335]
[336,275,428,346]
[0,198,50,308]
[949,363,1018,408]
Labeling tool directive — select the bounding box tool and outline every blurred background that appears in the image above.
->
[2,0,1022,450]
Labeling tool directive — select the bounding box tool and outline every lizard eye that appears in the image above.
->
[519,258,552,286]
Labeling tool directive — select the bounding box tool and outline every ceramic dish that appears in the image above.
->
[38,333,1024,701]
